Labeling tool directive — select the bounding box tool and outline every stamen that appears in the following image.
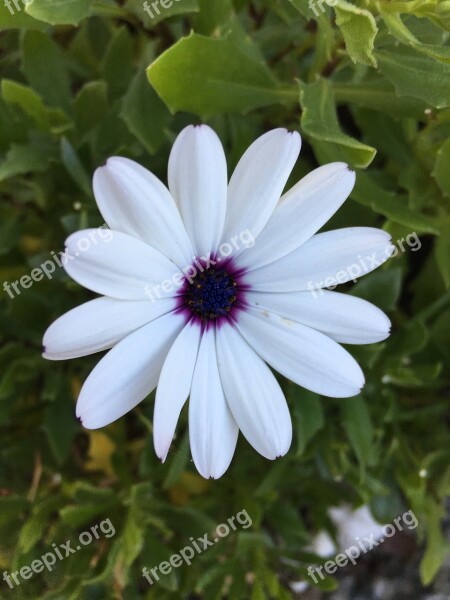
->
[183,265,239,321]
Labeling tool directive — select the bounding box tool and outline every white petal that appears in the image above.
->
[189,327,239,479]
[236,307,365,398]
[310,531,337,558]
[329,505,386,551]
[43,296,177,360]
[245,228,393,292]
[216,323,292,460]
[76,311,186,429]
[93,157,194,268]
[246,290,391,344]
[221,129,301,248]
[168,125,228,256]
[64,229,180,300]
[236,163,355,271]
[153,320,202,462]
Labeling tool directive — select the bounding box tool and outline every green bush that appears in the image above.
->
[0,0,449,598]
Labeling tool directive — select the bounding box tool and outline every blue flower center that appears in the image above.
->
[184,267,238,321]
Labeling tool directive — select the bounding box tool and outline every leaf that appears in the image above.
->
[432,137,450,197]
[376,47,450,109]
[74,81,109,141]
[163,431,190,489]
[291,390,324,455]
[333,79,429,120]
[120,68,171,154]
[195,0,233,34]
[1,79,71,134]
[387,320,428,358]
[350,269,402,311]
[126,0,199,26]
[0,216,20,256]
[18,496,62,553]
[21,31,71,112]
[299,78,376,168]
[120,509,145,570]
[0,136,55,182]
[420,504,447,585]
[101,27,135,99]
[147,32,283,117]
[434,233,450,289]
[341,396,374,476]
[351,172,440,234]
[381,10,450,64]
[43,391,77,465]
[0,1,47,29]
[60,137,93,197]
[25,0,91,25]
[334,0,378,66]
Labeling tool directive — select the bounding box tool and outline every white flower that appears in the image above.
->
[290,505,385,592]
[328,505,387,551]
[43,125,392,479]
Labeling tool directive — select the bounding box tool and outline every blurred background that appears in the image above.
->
[0,0,449,598]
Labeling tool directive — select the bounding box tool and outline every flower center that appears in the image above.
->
[184,267,238,321]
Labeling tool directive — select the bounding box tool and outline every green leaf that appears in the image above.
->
[162,431,190,489]
[0,497,28,529]
[101,27,135,99]
[43,387,77,465]
[376,47,450,109]
[18,496,62,553]
[0,136,55,182]
[60,137,93,198]
[381,10,450,64]
[120,69,171,154]
[25,0,91,25]
[341,396,374,476]
[299,78,376,168]
[432,137,450,196]
[291,390,324,455]
[333,79,429,120]
[0,216,20,256]
[351,172,440,234]
[22,31,72,112]
[147,32,283,117]
[1,79,71,134]
[74,81,109,141]
[120,509,145,570]
[387,320,428,357]
[435,233,450,289]
[420,504,447,585]
[195,0,233,34]
[350,268,402,312]
[126,0,199,26]
[0,1,47,29]
[334,0,378,66]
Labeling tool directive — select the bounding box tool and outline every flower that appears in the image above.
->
[43,125,392,479]
[290,505,386,593]
[327,505,387,552]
